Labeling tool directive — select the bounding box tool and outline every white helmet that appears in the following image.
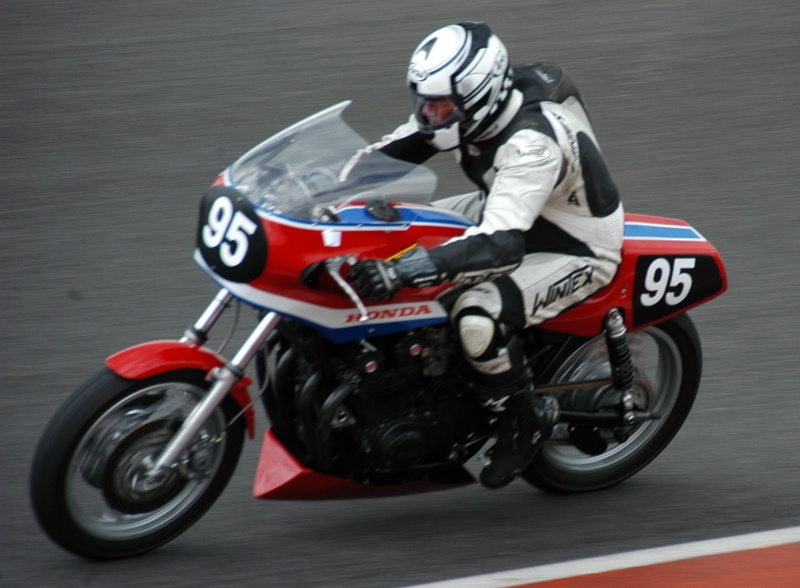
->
[407,22,514,151]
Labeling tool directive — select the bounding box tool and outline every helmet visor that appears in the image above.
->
[412,95,465,133]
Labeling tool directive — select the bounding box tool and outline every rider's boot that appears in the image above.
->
[478,372,559,489]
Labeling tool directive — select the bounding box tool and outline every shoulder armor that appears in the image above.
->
[514,63,585,107]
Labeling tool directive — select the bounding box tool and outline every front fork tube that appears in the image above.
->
[181,288,235,345]
[148,290,281,479]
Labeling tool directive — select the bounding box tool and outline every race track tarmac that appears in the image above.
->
[3,1,799,586]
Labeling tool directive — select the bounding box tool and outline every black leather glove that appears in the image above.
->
[347,246,441,301]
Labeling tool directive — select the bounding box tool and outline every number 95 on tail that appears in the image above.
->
[633,255,724,327]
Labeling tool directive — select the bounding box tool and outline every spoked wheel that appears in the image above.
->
[524,314,702,493]
[30,368,245,559]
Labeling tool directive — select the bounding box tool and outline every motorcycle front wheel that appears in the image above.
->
[30,368,245,559]
[524,313,702,493]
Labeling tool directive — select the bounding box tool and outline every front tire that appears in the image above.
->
[524,314,702,493]
[30,368,245,559]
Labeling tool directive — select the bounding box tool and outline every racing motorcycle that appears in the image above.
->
[30,102,727,559]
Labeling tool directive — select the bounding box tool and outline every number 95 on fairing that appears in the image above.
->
[196,186,267,283]
[633,255,724,327]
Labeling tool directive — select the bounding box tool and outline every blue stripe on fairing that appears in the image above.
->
[335,205,472,227]
[258,205,473,229]
[624,222,704,241]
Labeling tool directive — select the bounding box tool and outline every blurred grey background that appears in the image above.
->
[2,2,799,587]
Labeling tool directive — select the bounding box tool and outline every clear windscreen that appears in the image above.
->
[226,102,437,220]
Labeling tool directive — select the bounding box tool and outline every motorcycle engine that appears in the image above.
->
[343,329,479,472]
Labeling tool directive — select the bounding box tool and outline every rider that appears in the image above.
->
[346,22,624,489]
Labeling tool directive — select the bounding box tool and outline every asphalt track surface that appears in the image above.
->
[2,1,799,586]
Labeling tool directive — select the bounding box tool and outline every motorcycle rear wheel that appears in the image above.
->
[30,368,245,559]
[524,313,702,493]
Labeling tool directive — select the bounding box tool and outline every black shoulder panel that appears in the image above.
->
[514,63,586,108]
[577,132,620,217]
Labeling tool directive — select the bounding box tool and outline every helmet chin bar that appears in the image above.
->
[429,124,461,151]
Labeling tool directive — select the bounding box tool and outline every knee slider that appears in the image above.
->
[458,313,497,359]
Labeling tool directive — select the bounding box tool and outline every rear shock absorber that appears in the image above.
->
[604,308,634,394]
[605,309,662,428]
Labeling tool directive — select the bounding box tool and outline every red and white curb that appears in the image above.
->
[402,526,800,587]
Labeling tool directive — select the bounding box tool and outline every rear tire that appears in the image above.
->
[524,314,702,493]
[30,368,245,559]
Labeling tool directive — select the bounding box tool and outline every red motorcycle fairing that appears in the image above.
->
[105,340,255,438]
[198,178,726,344]
[539,213,728,337]
[195,193,469,343]
[253,429,475,500]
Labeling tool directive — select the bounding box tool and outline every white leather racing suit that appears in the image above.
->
[357,63,624,378]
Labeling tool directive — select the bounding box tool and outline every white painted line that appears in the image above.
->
[401,525,800,588]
